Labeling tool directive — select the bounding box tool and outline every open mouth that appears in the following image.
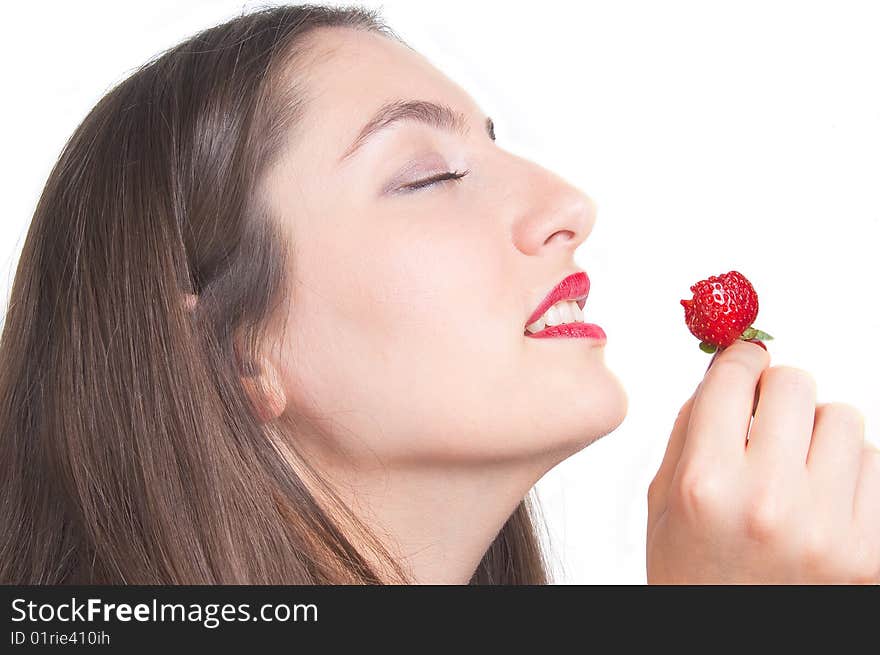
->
[524,298,588,334]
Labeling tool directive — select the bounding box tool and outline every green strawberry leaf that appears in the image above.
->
[699,341,718,354]
[740,326,773,341]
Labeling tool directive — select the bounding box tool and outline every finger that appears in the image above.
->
[745,366,817,469]
[705,349,720,374]
[744,340,767,416]
[648,384,700,515]
[807,403,866,511]
[682,339,771,466]
[707,345,761,416]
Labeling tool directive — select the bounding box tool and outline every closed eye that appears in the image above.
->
[402,169,470,192]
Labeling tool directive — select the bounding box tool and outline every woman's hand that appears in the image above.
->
[647,339,880,583]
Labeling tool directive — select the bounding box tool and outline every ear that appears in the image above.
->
[184,292,286,422]
[239,355,288,423]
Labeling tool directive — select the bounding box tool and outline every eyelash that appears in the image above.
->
[395,119,494,193]
[403,169,470,192]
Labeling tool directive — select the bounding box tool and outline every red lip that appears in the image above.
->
[527,323,607,341]
[525,271,591,328]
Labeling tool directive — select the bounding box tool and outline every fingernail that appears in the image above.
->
[746,339,768,351]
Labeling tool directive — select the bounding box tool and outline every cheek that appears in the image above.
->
[280,223,523,460]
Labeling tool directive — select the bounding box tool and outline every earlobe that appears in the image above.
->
[240,358,287,423]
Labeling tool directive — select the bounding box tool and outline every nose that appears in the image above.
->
[508,158,597,257]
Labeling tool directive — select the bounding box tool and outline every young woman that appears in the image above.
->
[1,4,876,584]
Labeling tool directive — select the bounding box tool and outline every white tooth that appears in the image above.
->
[571,301,584,322]
[544,304,563,327]
[525,316,546,333]
[559,301,576,324]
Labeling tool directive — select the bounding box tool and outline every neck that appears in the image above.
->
[346,461,546,584]
[288,433,553,584]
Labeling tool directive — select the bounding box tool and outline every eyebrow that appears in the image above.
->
[337,99,492,165]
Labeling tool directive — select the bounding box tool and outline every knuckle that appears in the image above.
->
[800,525,832,569]
[764,365,817,399]
[672,467,723,517]
[820,402,866,436]
[708,355,753,385]
[743,491,785,543]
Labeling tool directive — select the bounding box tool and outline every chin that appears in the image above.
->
[434,365,630,466]
[546,370,629,461]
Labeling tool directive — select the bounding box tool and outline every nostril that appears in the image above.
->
[544,229,575,246]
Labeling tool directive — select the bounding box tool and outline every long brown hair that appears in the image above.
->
[0,3,551,584]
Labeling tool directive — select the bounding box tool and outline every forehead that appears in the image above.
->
[286,28,478,163]
[300,27,461,101]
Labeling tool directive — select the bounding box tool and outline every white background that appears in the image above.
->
[2,1,878,583]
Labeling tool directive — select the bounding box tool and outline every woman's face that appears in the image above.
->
[262,28,627,470]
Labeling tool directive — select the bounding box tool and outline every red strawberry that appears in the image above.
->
[681,270,773,353]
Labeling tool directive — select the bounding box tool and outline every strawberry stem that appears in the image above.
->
[699,341,717,354]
